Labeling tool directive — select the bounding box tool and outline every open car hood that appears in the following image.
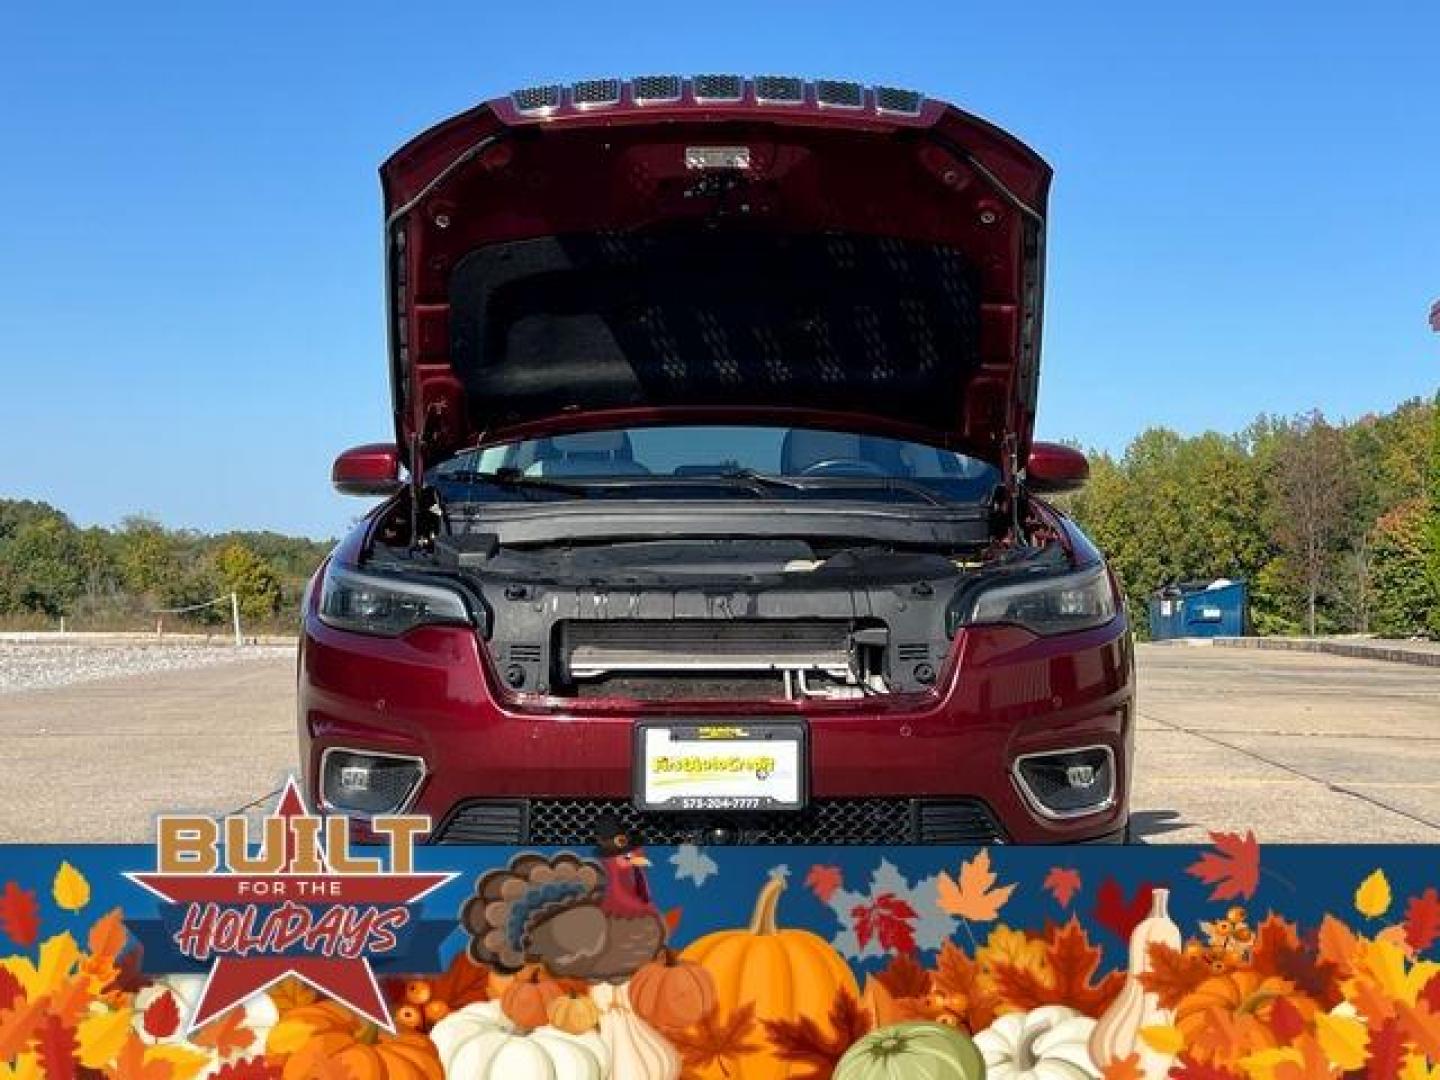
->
[380,76,1051,473]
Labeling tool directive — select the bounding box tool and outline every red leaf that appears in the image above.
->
[1423,973,1440,1013]
[35,1014,78,1080]
[665,907,683,935]
[1405,889,1440,954]
[1094,879,1155,943]
[142,990,182,1040]
[1367,1018,1407,1080]
[0,882,40,948]
[806,865,844,904]
[211,1059,286,1080]
[1185,831,1260,902]
[851,893,919,956]
[1044,867,1083,908]
[1268,996,1307,1042]
[1171,1056,1246,1080]
[0,967,21,1011]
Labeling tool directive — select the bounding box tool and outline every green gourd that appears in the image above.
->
[835,1022,986,1080]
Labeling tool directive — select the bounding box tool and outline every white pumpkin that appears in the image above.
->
[975,1005,1101,1080]
[591,983,681,1080]
[132,975,279,1077]
[430,1000,610,1080]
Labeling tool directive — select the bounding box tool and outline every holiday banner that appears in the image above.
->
[3,826,1440,1080]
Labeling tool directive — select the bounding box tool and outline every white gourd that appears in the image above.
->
[974,1005,1101,1080]
[1088,887,1182,1080]
[430,1001,610,1080]
[592,982,681,1080]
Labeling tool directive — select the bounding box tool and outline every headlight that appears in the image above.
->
[965,564,1117,636]
[318,563,470,637]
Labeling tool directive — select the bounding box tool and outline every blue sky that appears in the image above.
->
[1,2,1436,539]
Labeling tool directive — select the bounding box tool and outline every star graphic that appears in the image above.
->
[127,777,454,1033]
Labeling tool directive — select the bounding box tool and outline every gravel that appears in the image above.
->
[0,642,294,695]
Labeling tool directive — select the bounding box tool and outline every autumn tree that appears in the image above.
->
[1266,413,1356,635]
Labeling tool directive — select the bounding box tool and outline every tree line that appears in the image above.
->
[1,394,1436,638]
[0,503,332,631]
[1059,395,1440,638]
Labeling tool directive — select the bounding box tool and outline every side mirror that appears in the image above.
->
[332,443,403,497]
[1026,442,1089,494]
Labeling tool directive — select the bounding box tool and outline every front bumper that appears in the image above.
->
[299,608,1134,845]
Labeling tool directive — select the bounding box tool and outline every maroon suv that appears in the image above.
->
[301,76,1134,845]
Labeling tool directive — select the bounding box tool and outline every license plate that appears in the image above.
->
[634,722,807,812]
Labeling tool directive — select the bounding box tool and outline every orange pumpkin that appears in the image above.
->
[629,951,717,1029]
[547,990,602,1034]
[1174,972,1298,1065]
[267,1000,442,1080]
[680,872,860,1080]
[501,967,566,1030]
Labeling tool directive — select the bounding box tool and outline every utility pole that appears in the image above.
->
[231,591,243,648]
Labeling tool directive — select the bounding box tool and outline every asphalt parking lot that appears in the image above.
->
[1,642,1436,843]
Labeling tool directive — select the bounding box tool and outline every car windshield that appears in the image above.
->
[429,426,1000,505]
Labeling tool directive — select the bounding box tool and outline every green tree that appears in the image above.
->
[215,542,283,621]
[1369,500,1439,637]
[0,513,85,615]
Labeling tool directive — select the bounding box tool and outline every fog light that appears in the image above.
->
[1013,746,1115,820]
[321,749,425,816]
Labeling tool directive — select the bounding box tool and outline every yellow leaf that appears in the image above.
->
[52,861,91,912]
[77,1006,134,1069]
[266,1015,323,1056]
[1350,938,1440,1006]
[0,1053,41,1080]
[145,1043,217,1080]
[1140,1025,1185,1055]
[33,933,80,996]
[935,848,1017,922]
[1314,1011,1369,1071]
[1238,1047,1302,1080]
[1356,869,1393,919]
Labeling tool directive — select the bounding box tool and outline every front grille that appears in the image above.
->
[432,797,1005,845]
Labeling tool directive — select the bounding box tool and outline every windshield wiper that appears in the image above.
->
[438,469,593,498]
[725,471,949,507]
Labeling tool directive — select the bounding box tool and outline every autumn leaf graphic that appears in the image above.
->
[0,882,40,948]
[936,849,1016,922]
[806,865,844,904]
[1355,870,1393,919]
[851,893,920,956]
[1405,888,1440,954]
[1186,831,1261,902]
[1094,879,1155,943]
[1044,867,1083,908]
[52,861,91,913]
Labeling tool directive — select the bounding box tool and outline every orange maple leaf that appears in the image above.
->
[1102,1053,1145,1080]
[0,998,47,1060]
[936,849,1016,922]
[1396,1000,1440,1061]
[88,909,128,964]
[990,916,1124,1017]
[1186,831,1260,902]
[1317,915,1360,972]
[1140,942,1214,1009]
[1044,867,1083,908]
[193,1008,256,1058]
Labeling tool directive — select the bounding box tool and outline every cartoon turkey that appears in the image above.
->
[460,817,667,983]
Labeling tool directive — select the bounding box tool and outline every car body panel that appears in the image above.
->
[378,77,1051,472]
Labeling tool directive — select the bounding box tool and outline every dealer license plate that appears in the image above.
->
[634,722,807,812]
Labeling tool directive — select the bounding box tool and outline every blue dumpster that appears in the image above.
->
[1148,580,1249,640]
